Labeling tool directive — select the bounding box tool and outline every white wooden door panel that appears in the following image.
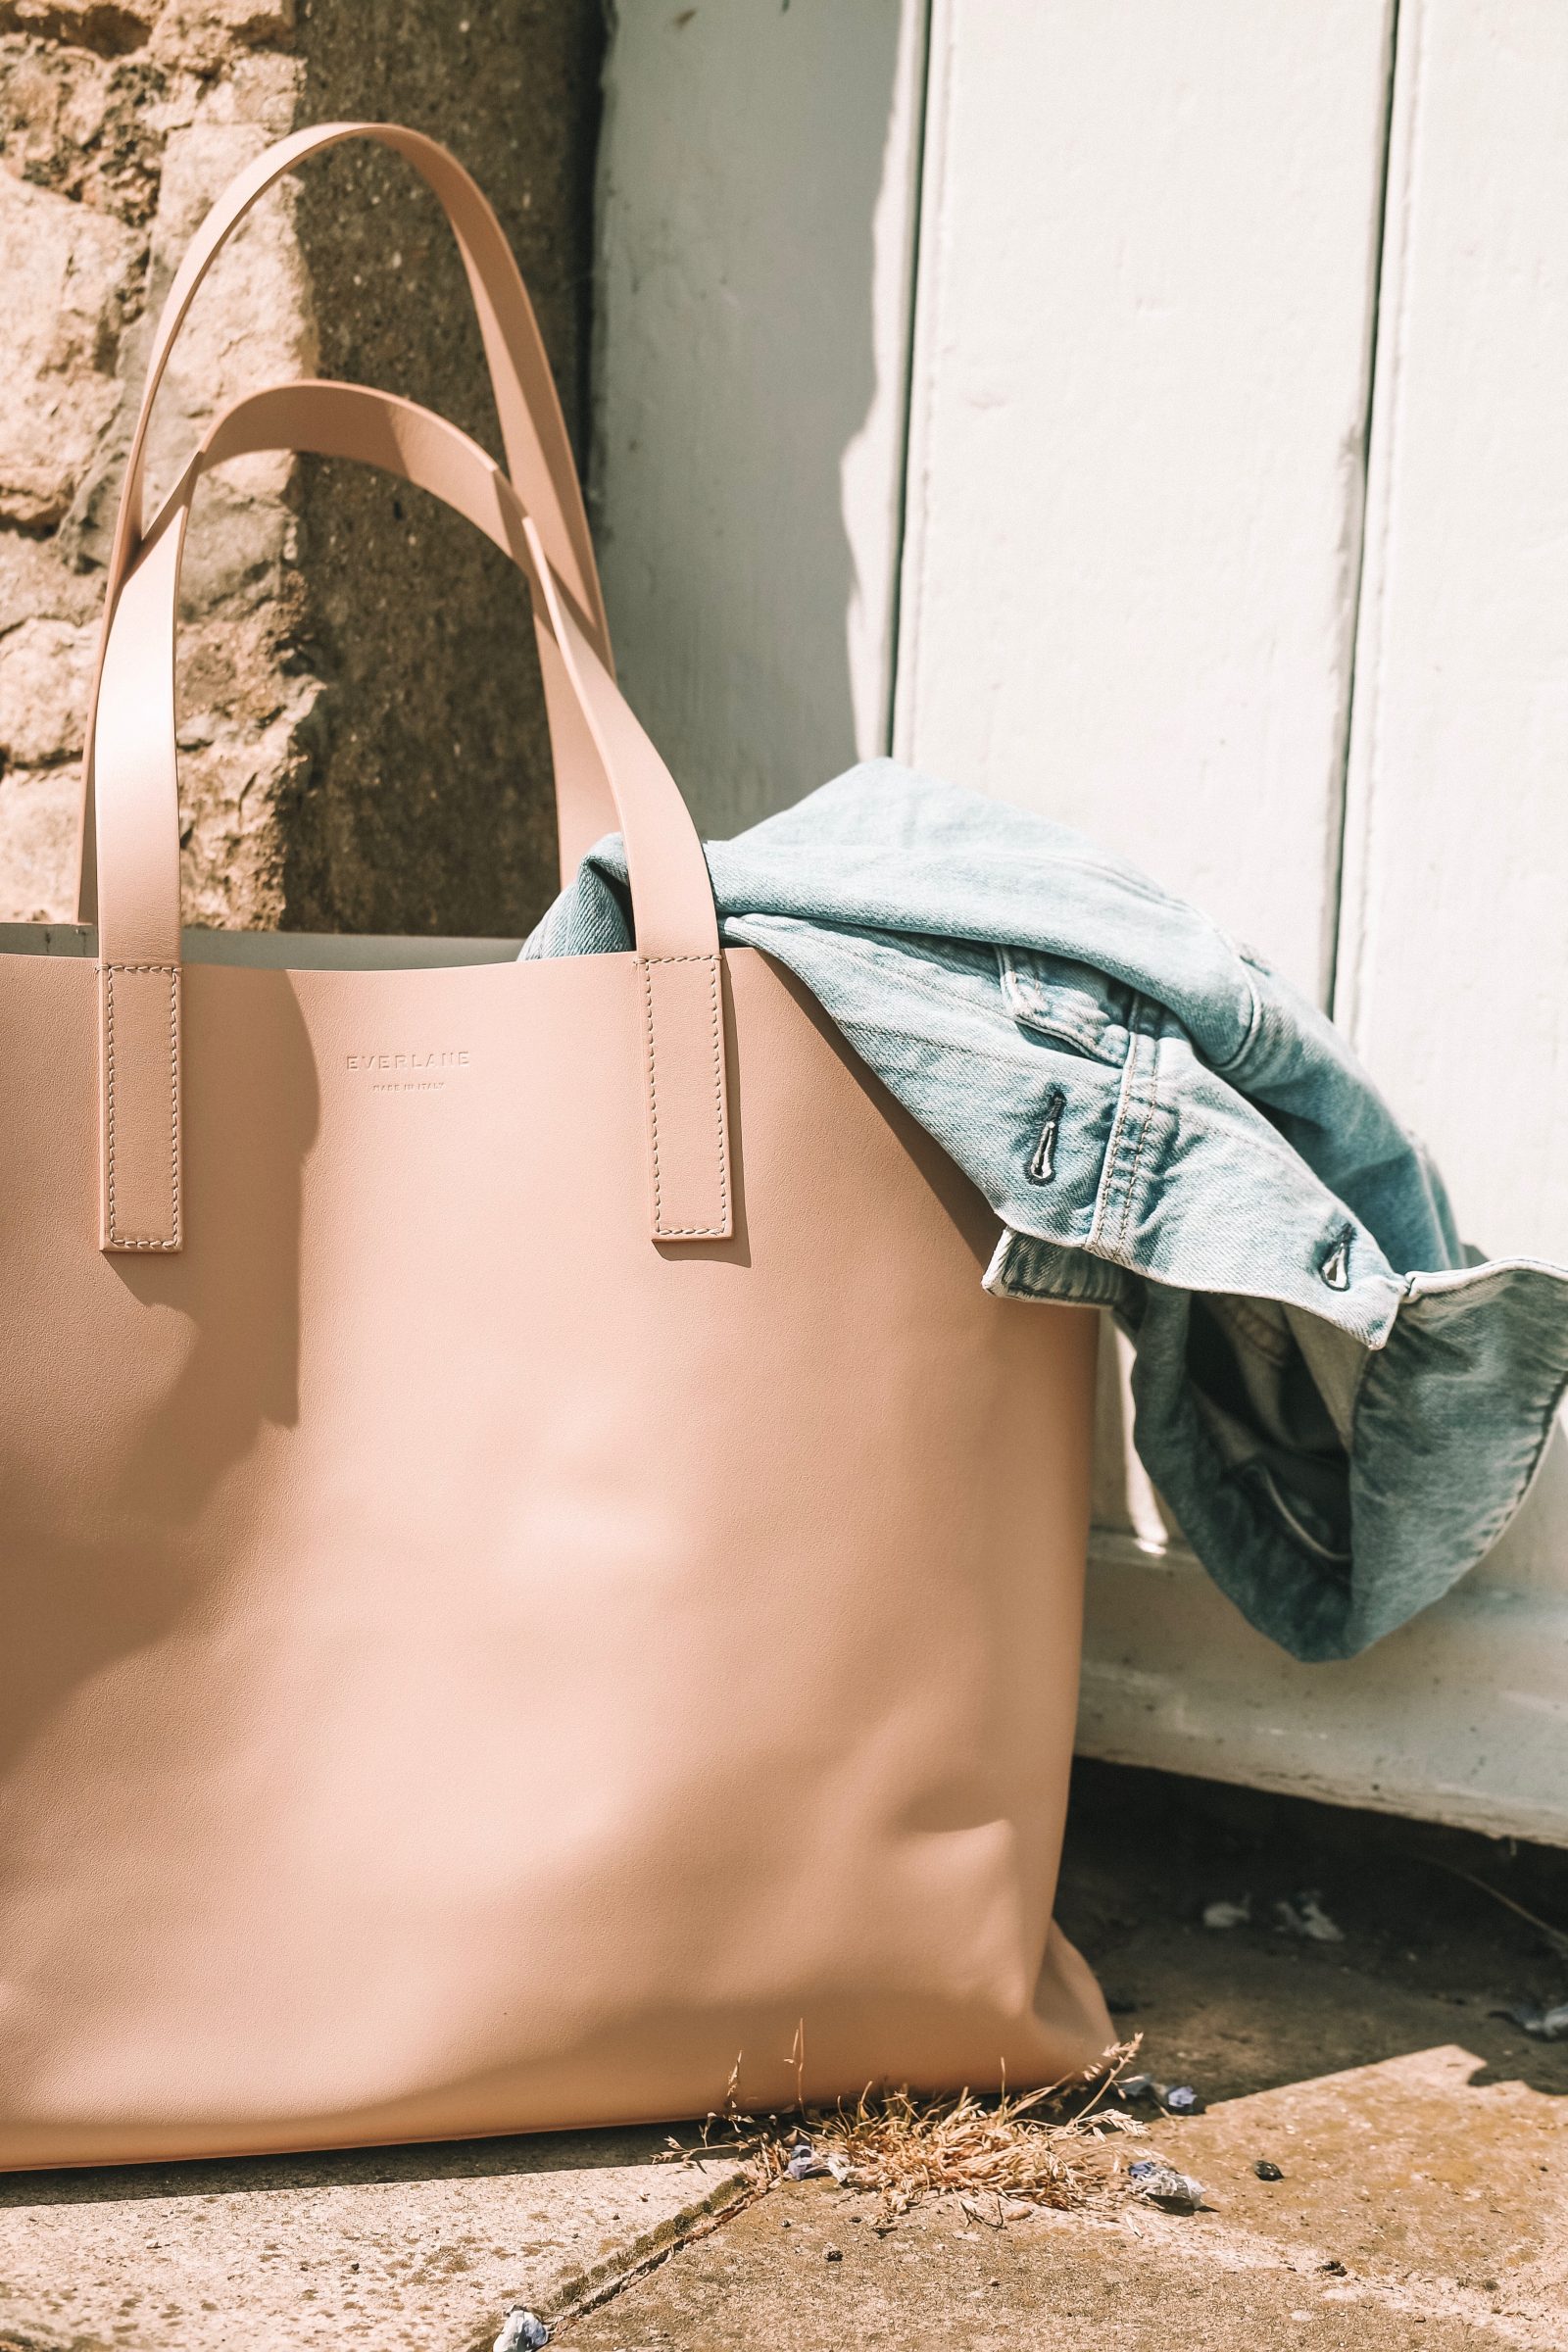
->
[1075,0,1568,1842]
[897,0,1396,1000]
[592,0,927,839]
[1338,0,1568,1264]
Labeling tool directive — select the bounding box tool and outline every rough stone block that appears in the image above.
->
[0,172,137,529]
[0,613,95,765]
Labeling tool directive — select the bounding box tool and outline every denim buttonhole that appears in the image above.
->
[1028,1088,1067,1185]
[1319,1230,1351,1290]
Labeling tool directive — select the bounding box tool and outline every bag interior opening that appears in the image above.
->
[0,925,525,972]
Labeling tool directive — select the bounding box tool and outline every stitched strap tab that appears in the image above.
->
[100,961,181,1251]
[639,953,732,1242]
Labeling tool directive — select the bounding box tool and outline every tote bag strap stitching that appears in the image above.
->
[77,121,609,922]
[641,954,730,1239]
[101,962,180,1250]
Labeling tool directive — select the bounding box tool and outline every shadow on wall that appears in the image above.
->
[593,0,913,837]
[289,0,606,939]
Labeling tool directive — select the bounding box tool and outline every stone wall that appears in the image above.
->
[0,0,603,934]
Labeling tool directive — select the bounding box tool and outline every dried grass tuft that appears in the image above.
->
[662,2039,1152,2228]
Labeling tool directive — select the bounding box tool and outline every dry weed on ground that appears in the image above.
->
[660,2040,1164,2227]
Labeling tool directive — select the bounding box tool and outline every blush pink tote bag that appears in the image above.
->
[0,125,1110,2171]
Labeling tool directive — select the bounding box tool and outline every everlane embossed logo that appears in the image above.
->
[346,1049,470,1096]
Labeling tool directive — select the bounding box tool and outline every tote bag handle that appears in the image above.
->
[91,379,731,1254]
[78,122,612,921]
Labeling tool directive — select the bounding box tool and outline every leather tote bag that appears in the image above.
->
[0,125,1110,2170]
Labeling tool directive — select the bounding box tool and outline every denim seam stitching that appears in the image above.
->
[1114,1013,1161,1258]
[1089,1011,1152,1261]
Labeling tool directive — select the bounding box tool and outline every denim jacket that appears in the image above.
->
[524,761,1568,1663]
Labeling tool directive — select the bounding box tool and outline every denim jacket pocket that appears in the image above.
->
[998,945,1138,1064]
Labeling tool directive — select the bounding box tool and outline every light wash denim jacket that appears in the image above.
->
[524,761,1568,1664]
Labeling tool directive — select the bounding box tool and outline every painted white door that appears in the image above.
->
[593,0,927,833]
[595,0,1568,1841]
